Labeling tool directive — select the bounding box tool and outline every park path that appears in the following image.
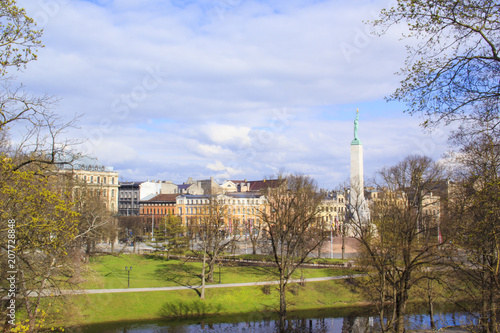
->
[56,274,365,296]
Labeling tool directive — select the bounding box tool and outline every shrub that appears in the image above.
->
[261,284,271,295]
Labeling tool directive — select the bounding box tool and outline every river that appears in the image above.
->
[73,304,477,332]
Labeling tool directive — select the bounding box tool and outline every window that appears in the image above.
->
[90,176,94,183]
[111,189,115,197]
[111,177,115,184]
[103,177,107,184]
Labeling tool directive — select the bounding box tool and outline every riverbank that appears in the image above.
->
[25,254,360,329]
[54,278,365,328]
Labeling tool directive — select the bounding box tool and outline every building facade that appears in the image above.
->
[318,191,347,232]
[58,163,119,212]
[118,181,143,216]
[176,193,267,236]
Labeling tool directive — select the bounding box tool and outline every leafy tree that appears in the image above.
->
[258,173,324,332]
[0,156,79,332]
[355,155,445,333]
[158,214,188,259]
[373,1,500,135]
[0,0,42,75]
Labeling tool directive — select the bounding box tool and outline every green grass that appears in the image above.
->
[24,253,362,329]
[57,279,364,327]
[82,254,359,289]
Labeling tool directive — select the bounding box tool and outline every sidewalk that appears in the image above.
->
[27,274,365,298]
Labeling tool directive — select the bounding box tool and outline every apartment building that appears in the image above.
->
[318,191,347,232]
[58,162,119,212]
[176,193,266,236]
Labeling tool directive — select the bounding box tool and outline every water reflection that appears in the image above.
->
[74,307,477,333]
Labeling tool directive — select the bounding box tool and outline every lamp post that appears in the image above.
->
[125,266,133,287]
[330,220,334,260]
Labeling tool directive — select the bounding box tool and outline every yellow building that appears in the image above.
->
[318,191,347,233]
[176,193,267,236]
[58,163,119,212]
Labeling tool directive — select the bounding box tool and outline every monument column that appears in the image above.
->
[350,109,364,203]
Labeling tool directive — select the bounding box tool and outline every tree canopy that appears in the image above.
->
[374,0,500,135]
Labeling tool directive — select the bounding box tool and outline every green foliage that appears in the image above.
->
[0,156,79,332]
[162,214,189,254]
[0,0,43,75]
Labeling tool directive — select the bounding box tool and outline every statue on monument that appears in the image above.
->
[354,108,359,140]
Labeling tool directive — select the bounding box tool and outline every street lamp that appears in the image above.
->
[125,266,133,287]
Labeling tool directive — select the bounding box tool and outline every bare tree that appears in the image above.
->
[192,195,232,299]
[445,133,500,333]
[355,155,445,333]
[0,1,82,173]
[247,216,263,255]
[258,173,325,332]
[372,1,500,137]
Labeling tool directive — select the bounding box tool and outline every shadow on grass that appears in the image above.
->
[158,299,225,319]
[154,261,203,297]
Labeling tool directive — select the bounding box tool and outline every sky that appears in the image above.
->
[14,0,453,189]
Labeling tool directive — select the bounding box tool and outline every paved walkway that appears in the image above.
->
[32,274,364,297]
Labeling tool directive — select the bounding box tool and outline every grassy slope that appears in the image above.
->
[83,254,357,289]
[59,280,363,327]
[44,254,363,327]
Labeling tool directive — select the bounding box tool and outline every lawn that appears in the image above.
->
[82,254,358,289]
[56,279,364,327]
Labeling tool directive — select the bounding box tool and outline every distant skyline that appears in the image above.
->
[14,0,453,189]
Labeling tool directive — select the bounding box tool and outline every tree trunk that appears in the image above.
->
[279,279,287,333]
[200,252,206,300]
[207,259,215,283]
[341,233,345,260]
[428,280,436,330]
[395,287,408,333]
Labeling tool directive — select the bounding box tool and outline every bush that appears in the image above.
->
[261,284,271,295]
[158,299,224,318]
[289,284,300,295]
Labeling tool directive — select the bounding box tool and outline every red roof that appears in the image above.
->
[229,179,283,192]
[145,194,180,202]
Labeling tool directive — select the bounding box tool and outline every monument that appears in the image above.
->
[349,109,369,234]
[350,109,364,203]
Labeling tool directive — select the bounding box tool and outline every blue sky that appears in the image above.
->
[14,0,452,189]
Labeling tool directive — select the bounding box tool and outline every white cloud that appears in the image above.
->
[11,0,450,188]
